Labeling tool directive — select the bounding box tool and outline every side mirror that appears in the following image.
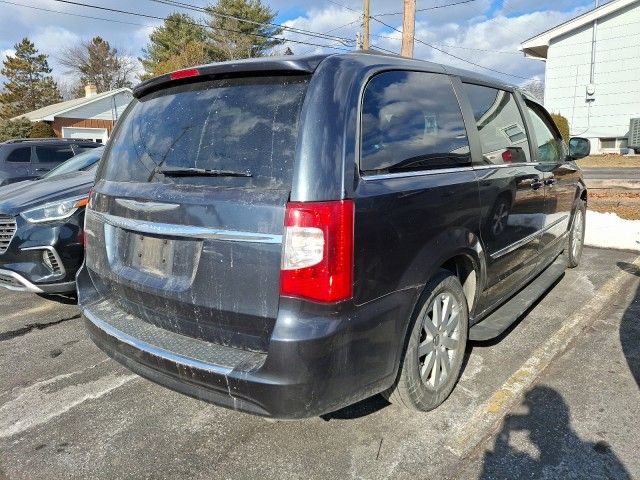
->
[569,137,590,160]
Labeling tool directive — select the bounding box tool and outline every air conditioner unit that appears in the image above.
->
[630,118,640,150]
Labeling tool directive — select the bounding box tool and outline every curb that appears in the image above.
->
[449,255,640,459]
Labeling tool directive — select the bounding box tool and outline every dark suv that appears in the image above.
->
[78,53,590,419]
[0,138,101,186]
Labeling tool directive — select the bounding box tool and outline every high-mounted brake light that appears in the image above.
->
[280,200,354,303]
[169,68,200,80]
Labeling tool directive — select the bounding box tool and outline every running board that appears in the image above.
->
[469,256,567,341]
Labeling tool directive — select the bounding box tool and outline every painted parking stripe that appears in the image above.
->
[449,255,640,458]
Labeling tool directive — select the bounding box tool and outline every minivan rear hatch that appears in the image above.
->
[85,73,310,352]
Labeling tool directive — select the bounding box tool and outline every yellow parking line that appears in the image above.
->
[2,303,61,322]
[450,255,640,458]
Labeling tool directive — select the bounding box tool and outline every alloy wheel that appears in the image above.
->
[418,292,461,389]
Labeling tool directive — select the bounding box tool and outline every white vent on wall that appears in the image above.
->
[629,118,640,149]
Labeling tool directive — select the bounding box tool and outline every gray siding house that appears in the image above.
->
[521,0,640,154]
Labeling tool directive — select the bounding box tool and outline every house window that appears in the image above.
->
[600,138,616,149]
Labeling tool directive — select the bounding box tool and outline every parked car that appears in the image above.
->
[0,138,101,186]
[0,147,103,294]
[78,53,590,419]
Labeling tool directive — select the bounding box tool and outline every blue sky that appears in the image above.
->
[0,0,606,90]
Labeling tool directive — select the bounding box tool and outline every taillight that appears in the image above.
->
[280,200,354,303]
[169,68,200,80]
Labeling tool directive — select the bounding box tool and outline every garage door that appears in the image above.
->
[61,127,108,144]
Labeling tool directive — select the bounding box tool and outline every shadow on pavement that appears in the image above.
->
[320,394,390,421]
[619,281,640,387]
[479,386,631,479]
[617,262,640,277]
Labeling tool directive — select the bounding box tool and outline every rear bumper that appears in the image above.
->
[80,268,418,419]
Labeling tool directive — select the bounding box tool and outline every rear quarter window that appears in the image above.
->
[360,71,470,174]
[6,147,31,163]
[100,75,310,189]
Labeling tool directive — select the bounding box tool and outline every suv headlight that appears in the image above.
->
[20,196,89,224]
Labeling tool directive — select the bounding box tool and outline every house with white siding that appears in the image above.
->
[13,84,133,144]
[520,0,640,154]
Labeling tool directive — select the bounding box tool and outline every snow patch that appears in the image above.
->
[585,210,640,252]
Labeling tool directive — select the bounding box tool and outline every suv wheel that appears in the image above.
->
[566,200,586,268]
[385,270,468,411]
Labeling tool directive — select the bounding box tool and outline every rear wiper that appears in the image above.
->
[160,167,252,178]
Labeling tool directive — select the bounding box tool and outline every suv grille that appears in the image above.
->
[0,215,17,254]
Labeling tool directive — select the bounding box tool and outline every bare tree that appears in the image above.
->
[58,37,136,94]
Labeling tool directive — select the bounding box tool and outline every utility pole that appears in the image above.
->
[362,0,370,50]
[401,0,416,57]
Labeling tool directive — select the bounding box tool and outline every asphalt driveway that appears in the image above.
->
[0,247,638,480]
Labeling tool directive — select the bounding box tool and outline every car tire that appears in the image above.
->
[384,270,468,412]
[565,200,586,268]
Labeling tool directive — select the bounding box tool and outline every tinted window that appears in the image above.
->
[463,84,530,165]
[6,147,30,163]
[360,71,470,173]
[526,103,564,164]
[100,75,309,189]
[43,146,104,178]
[35,145,75,164]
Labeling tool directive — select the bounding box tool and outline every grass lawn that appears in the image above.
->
[577,154,640,169]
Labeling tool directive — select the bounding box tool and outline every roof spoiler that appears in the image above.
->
[133,55,328,99]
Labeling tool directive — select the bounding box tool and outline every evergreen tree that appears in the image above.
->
[141,13,207,78]
[205,0,284,61]
[0,38,62,119]
[59,37,135,94]
[148,41,209,78]
[0,118,33,142]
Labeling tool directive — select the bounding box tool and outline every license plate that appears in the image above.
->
[130,234,175,276]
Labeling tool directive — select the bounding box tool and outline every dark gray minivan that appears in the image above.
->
[78,53,590,418]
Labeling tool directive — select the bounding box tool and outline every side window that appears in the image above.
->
[526,103,564,164]
[360,71,470,173]
[6,147,31,163]
[35,145,75,164]
[462,83,531,165]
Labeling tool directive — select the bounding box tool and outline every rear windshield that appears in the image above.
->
[99,75,309,189]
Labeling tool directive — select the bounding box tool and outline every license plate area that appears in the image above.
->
[130,234,176,277]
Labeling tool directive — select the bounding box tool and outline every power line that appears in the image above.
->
[376,0,479,17]
[370,15,535,80]
[146,0,354,45]
[47,0,353,51]
[325,0,360,13]
[371,32,522,55]
[0,0,151,28]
